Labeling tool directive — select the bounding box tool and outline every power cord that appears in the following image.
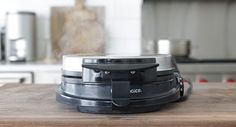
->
[178,78,193,102]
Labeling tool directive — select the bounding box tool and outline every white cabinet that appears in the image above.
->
[181,73,195,82]
[0,72,33,84]
[178,63,236,83]
[0,63,61,84]
[34,71,61,84]
[195,74,222,83]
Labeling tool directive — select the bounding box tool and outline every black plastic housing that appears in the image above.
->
[57,57,184,114]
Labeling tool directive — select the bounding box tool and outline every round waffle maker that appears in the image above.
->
[56,54,191,113]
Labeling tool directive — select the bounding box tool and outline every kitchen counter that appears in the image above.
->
[177,63,236,82]
[1,62,236,83]
[0,61,236,73]
[178,63,236,73]
[0,83,236,127]
[0,62,61,72]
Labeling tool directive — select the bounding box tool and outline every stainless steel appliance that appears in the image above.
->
[156,39,191,58]
[5,11,36,62]
[0,27,5,60]
[57,54,192,113]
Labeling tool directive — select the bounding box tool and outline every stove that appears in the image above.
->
[56,54,191,114]
[176,57,236,63]
[176,57,236,83]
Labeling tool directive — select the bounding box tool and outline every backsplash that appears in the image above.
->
[86,0,142,55]
[2,0,236,60]
[142,0,236,59]
[0,0,143,60]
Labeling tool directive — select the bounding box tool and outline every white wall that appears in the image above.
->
[85,0,142,54]
[0,0,143,59]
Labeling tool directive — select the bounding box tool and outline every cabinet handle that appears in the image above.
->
[226,78,236,83]
[199,79,208,83]
[0,77,25,83]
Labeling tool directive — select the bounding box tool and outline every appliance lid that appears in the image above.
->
[62,54,174,72]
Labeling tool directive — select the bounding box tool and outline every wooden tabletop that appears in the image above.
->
[0,83,236,127]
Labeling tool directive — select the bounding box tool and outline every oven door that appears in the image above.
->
[0,72,33,84]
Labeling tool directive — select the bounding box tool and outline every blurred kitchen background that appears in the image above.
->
[0,0,236,84]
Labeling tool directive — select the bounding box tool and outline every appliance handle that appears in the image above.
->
[82,63,159,71]
[111,80,130,107]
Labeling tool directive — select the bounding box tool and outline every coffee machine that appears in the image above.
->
[0,27,5,60]
[5,11,36,62]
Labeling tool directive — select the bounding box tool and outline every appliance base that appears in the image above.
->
[77,105,161,114]
[56,89,180,114]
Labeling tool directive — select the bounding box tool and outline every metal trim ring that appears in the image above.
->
[62,54,174,72]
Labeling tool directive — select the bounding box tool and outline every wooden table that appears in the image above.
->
[0,83,236,127]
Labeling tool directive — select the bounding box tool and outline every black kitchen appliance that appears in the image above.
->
[56,54,192,114]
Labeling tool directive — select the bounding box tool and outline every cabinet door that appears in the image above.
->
[34,71,61,84]
[222,74,236,83]
[0,72,33,84]
[181,73,195,82]
[196,74,222,83]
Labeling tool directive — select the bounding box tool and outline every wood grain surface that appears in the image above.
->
[50,5,104,57]
[0,83,236,127]
[50,6,72,54]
